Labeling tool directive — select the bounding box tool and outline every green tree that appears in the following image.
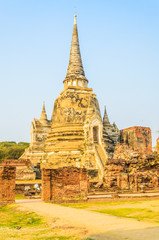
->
[0,141,29,160]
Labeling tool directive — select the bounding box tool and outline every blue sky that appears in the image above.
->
[0,0,159,146]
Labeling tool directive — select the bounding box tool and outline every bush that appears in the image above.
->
[0,141,29,160]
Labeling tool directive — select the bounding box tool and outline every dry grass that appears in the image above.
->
[0,205,91,240]
[62,199,159,223]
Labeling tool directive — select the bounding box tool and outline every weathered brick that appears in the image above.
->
[42,167,88,202]
[0,166,16,204]
[120,126,152,153]
[0,159,31,205]
[104,144,159,192]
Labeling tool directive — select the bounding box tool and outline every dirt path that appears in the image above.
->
[16,199,159,240]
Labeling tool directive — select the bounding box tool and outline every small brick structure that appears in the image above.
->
[120,126,152,153]
[104,158,159,192]
[104,144,159,193]
[0,159,30,205]
[0,166,16,205]
[42,167,88,202]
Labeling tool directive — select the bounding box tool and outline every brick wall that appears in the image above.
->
[104,144,159,192]
[104,159,159,192]
[120,126,152,153]
[42,167,88,202]
[0,167,16,205]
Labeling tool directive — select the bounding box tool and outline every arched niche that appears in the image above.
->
[91,118,102,145]
[93,126,99,143]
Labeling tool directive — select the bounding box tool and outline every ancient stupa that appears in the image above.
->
[20,101,51,167]
[42,15,107,180]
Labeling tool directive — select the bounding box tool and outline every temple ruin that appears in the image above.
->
[120,126,152,153]
[16,15,159,201]
[42,15,107,183]
[20,102,51,167]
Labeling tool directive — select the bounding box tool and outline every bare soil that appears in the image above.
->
[16,199,159,240]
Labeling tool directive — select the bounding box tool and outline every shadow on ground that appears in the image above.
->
[88,226,159,240]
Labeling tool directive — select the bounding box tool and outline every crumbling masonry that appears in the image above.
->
[0,160,30,205]
[18,15,159,201]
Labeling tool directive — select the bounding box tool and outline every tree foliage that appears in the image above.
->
[0,142,29,160]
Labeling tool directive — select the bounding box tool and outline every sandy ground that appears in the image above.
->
[16,199,159,240]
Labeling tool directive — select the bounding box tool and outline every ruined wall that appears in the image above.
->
[42,167,88,202]
[104,144,159,192]
[0,166,16,204]
[120,126,152,153]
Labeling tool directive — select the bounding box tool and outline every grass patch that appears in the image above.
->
[0,205,82,240]
[94,207,145,217]
[61,200,141,209]
[94,208,159,222]
[34,237,78,240]
[0,205,43,228]
[15,194,24,200]
[84,239,95,240]
[61,199,159,223]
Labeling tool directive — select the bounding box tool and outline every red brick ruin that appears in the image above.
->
[42,167,88,202]
[0,159,88,204]
[120,126,152,153]
[0,160,30,205]
[0,166,16,205]
[104,142,159,193]
[1,127,159,205]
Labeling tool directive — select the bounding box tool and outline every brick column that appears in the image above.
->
[0,166,16,205]
[42,169,51,201]
[42,167,88,202]
[79,168,88,199]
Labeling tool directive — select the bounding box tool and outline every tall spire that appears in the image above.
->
[103,106,110,126]
[65,15,87,81]
[40,101,47,121]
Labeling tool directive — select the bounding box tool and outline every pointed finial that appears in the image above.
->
[42,101,45,111]
[74,14,77,25]
[40,101,47,121]
[104,105,106,114]
[103,105,110,125]
[64,15,87,82]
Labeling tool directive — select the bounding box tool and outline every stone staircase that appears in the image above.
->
[95,144,107,179]
[95,144,107,167]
